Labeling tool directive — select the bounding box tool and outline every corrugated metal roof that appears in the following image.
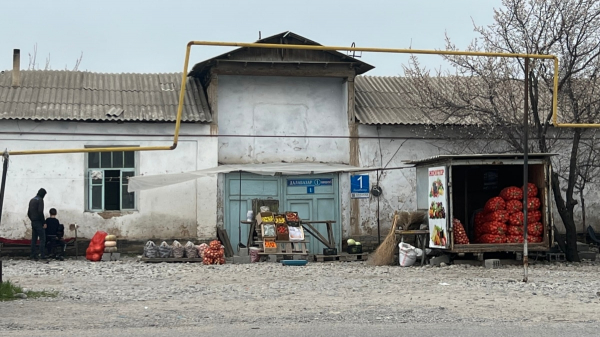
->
[404,153,557,166]
[355,76,483,125]
[0,70,211,122]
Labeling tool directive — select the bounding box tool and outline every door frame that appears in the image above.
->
[222,172,341,252]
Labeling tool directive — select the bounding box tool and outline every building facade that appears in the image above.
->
[0,32,593,253]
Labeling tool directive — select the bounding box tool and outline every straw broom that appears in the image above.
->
[368,210,426,266]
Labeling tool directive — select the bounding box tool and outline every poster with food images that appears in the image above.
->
[428,166,448,248]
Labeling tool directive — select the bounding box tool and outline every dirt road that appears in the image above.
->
[1,257,599,336]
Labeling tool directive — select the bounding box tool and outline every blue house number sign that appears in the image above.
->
[351,174,370,199]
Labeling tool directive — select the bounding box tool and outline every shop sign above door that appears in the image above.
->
[287,178,332,187]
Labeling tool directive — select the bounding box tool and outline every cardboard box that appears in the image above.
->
[263,239,277,253]
[261,223,276,239]
[276,224,289,241]
[256,212,274,225]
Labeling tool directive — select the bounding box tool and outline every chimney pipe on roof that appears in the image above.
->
[12,49,20,87]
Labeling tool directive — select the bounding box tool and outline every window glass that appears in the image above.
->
[91,186,102,210]
[88,153,100,168]
[87,149,137,211]
[113,151,124,168]
[101,152,112,168]
[124,151,135,168]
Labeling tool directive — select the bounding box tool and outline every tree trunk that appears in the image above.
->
[551,171,580,262]
[580,191,586,234]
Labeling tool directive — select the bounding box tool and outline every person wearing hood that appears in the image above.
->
[27,188,47,260]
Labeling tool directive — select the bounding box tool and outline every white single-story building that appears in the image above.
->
[0,32,594,253]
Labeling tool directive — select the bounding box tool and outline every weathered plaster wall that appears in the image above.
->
[217,75,350,164]
[0,121,218,240]
[356,125,600,238]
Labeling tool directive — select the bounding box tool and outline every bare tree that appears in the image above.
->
[404,0,600,261]
[27,43,83,71]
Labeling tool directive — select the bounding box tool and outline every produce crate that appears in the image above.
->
[323,248,338,255]
[256,212,275,225]
[347,245,363,254]
[288,225,305,241]
[276,224,289,241]
[285,212,300,226]
[263,239,277,253]
[274,214,287,225]
[261,223,276,239]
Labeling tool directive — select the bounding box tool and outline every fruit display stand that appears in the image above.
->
[241,216,340,260]
[406,153,555,256]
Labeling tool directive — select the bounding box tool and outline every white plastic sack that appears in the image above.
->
[172,240,185,258]
[184,241,198,258]
[414,248,423,258]
[144,241,158,258]
[158,241,173,258]
[399,242,417,267]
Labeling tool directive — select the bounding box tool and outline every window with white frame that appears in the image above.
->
[87,151,136,211]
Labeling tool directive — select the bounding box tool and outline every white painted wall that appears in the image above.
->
[217,75,350,164]
[0,121,218,240]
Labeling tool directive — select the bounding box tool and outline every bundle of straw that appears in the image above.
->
[368,210,426,266]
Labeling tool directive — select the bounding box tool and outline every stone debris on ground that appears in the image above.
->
[0,256,599,332]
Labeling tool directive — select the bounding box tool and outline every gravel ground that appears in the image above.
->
[1,256,599,335]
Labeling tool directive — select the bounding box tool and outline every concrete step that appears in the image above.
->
[577,241,590,252]
[579,251,597,261]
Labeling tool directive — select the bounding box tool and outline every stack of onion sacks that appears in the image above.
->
[202,240,226,265]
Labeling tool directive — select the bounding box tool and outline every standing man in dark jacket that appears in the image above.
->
[27,188,47,260]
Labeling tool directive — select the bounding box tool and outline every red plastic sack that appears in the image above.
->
[486,210,509,223]
[484,197,506,212]
[508,211,524,226]
[507,225,524,236]
[478,234,506,244]
[86,231,108,262]
[526,197,541,211]
[453,218,470,245]
[528,236,543,243]
[523,183,538,198]
[479,221,507,235]
[506,235,524,243]
[529,210,542,222]
[527,222,543,237]
[506,200,523,213]
[500,186,523,201]
[474,212,487,226]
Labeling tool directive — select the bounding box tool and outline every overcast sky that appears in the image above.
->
[1,0,503,76]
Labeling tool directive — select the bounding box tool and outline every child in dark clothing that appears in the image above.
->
[45,208,66,260]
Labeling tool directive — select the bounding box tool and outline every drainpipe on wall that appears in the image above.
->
[12,49,20,87]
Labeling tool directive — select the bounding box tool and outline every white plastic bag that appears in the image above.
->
[399,242,417,267]
[158,241,173,258]
[143,241,158,258]
[171,240,184,258]
[184,241,198,258]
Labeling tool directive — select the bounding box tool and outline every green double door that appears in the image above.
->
[224,173,341,254]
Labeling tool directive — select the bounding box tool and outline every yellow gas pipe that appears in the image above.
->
[9,40,583,156]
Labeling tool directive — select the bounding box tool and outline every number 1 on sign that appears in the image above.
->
[357,176,363,189]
